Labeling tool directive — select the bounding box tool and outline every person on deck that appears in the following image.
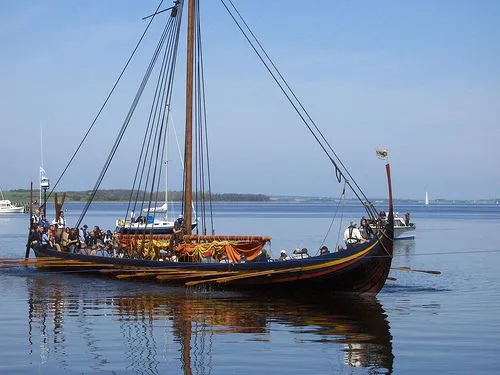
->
[53,211,66,229]
[343,221,367,247]
[47,224,62,251]
[88,226,104,247]
[41,228,50,249]
[60,227,71,250]
[79,225,88,245]
[320,245,330,255]
[279,249,289,261]
[168,216,185,253]
[67,228,80,254]
[103,230,114,244]
[33,225,44,245]
[255,249,270,261]
[359,218,374,240]
[378,210,387,221]
[32,209,40,228]
[39,215,49,232]
[404,212,411,226]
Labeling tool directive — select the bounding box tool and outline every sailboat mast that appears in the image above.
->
[183,0,195,234]
[165,137,168,209]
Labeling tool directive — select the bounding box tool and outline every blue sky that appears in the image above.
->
[0,0,498,200]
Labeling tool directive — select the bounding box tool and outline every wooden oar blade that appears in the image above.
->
[391,266,441,275]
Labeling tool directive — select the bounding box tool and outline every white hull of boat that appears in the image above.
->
[393,216,415,240]
[394,225,415,240]
[143,203,169,213]
[115,218,197,235]
[371,215,415,240]
[0,200,24,214]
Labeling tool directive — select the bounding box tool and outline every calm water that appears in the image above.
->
[1,202,499,374]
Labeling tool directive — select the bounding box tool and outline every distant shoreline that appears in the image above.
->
[3,189,499,205]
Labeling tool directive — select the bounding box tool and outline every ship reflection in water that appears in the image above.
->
[26,276,393,374]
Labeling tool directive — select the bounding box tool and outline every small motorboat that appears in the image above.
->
[0,199,24,214]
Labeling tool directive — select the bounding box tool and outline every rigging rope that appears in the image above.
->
[76,5,179,228]
[137,14,181,216]
[221,0,378,219]
[123,2,184,232]
[47,0,165,206]
[192,0,214,235]
[318,181,347,255]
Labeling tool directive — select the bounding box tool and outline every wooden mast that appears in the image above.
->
[183,0,195,234]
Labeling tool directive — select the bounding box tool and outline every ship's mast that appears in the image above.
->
[183,0,195,233]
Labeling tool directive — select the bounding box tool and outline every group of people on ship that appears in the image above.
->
[30,209,120,257]
[277,215,377,261]
[29,212,192,261]
[29,207,382,263]
[343,217,374,246]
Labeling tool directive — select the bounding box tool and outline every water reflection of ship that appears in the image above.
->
[26,278,393,374]
[394,238,417,263]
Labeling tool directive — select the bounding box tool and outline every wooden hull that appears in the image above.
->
[31,220,393,295]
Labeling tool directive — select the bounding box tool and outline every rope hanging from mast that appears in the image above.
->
[220,0,379,219]
[76,0,216,236]
[193,0,215,235]
[76,0,183,228]
[47,0,166,209]
[124,5,184,226]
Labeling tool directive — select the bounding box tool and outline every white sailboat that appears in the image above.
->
[425,191,429,207]
[144,111,172,215]
[118,110,196,235]
[144,160,169,214]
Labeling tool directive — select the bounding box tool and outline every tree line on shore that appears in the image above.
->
[4,189,270,202]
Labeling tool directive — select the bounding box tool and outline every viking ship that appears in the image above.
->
[27,0,394,295]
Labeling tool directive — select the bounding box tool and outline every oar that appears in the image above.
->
[115,269,236,280]
[116,272,166,279]
[99,268,189,274]
[186,266,304,286]
[156,270,237,281]
[23,260,116,268]
[391,266,441,275]
[115,270,199,279]
[99,268,162,274]
[186,270,276,286]
[1,257,59,263]
[0,258,60,268]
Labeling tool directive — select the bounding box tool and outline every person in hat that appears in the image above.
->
[343,220,367,247]
[319,245,330,255]
[104,229,114,244]
[279,249,289,261]
[168,216,186,253]
[79,224,89,246]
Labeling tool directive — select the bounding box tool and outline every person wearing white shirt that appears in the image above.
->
[343,220,367,247]
[53,211,66,229]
